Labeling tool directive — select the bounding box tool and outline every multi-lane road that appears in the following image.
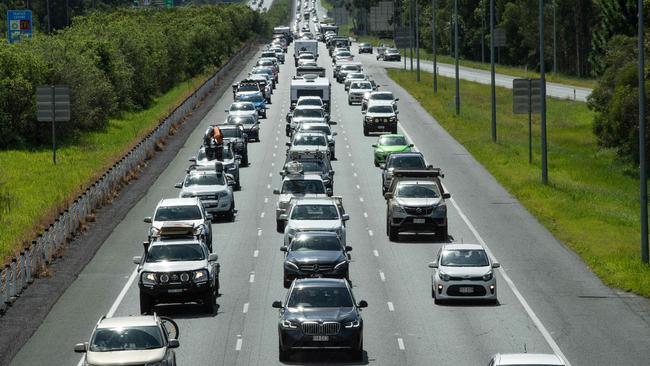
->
[7,1,650,365]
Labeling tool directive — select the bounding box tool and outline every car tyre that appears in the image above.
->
[139,291,153,315]
[242,154,249,167]
[276,220,285,233]
[438,225,448,242]
[279,343,290,362]
[352,339,364,361]
[283,277,291,288]
[226,203,235,222]
[388,224,399,242]
[203,288,216,314]
[363,126,369,136]
[374,159,379,167]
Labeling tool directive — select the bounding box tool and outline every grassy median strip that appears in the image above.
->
[0,72,211,262]
[387,69,650,297]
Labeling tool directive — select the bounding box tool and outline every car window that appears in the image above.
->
[390,156,425,169]
[351,82,371,89]
[299,161,325,173]
[290,235,341,251]
[220,128,242,138]
[293,134,327,146]
[368,105,394,114]
[184,174,225,186]
[293,109,324,118]
[90,326,163,352]
[396,183,440,198]
[238,84,258,92]
[231,104,255,111]
[297,99,323,106]
[372,93,394,101]
[379,136,407,145]
[146,243,206,262]
[440,249,489,267]
[281,179,326,194]
[291,204,339,220]
[228,116,255,125]
[287,286,353,308]
[154,205,202,221]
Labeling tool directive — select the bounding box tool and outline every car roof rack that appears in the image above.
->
[391,168,444,178]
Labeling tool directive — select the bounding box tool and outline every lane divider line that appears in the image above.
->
[397,337,405,350]
[373,249,379,257]
[249,272,255,283]
[387,301,394,311]
[379,271,386,282]
[235,336,243,351]
[253,250,259,258]
[243,303,249,314]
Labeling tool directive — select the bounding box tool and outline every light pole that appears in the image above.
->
[490,0,496,142]
[416,0,420,81]
[432,0,437,93]
[553,0,557,74]
[540,0,548,184]
[639,0,648,263]
[410,0,414,71]
[454,0,460,115]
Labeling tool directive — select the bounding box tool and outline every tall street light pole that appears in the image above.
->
[639,0,648,263]
[490,0,496,142]
[416,0,420,81]
[432,0,437,94]
[540,0,548,184]
[410,0,414,71]
[454,0,460,115]
[553,0,557,74]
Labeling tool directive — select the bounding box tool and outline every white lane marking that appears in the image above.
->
[346,145,350,149]
[387,301,394,311]
[351,163,355,167]
[373,249,379,257]
[235,336,243,351]
[356,184,360,190]
[275,136,279,141]
[271,162,275,167]
[243,303,249,313]
[264,197,269,203]
[359,197,364,202]
[273,153,276,157]
[344,136,348,141]
[269,172,273,177]
[348,152,352,157]
[368,229,374,237]
[253,250,259,258]
[397,120,573,366]
[353,172,358,177]
[274,145,277,149]
[260,212,265,218]
[363,212,368,218]
[379,271,386,282]
[249,272,255,283]
[342,130,346,134]
[257,229,262,236]
[397,337,405,350]
[267,184,271,189]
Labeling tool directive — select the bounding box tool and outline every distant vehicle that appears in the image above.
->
[335,62,362,83]
[344,72,368,91]
[487,353,565,366]
[74,315,180,366]
[225,115,260,142]
[175,169,235,221]
[358,43,373,53]
[287,132,330,160]
[282,151,335,190]
[294,39,319,66]
[296,122,337,159]
[362,102,399,135]
[428,244,499,304]
[372,134,414,166]
[378,47,401,61]
[361,91,399,113]
[226,101,258,123]
[289,74,331,113]
[281,231,351,287]
[286,105,329,137]
[216,123,249,166]
[272,278,367,361]
[134,239,220,314]
[347,80,374,105]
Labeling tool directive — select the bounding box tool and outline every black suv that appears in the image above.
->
[281,232,352,288]
[218,124,249,166]
[272,278,367,362]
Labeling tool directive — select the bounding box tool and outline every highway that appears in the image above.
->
[7,1,650,365]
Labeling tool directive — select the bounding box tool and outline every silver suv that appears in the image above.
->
[74,314,179,366]
[296,123,337,159]
[144,197,213,251]
[287,132,331,160]
[175,169,235,221]
[281,197,349,246]
[134,239,220,314]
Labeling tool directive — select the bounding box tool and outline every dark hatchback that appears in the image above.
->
[281,232,352,288]
[272,278,367,362]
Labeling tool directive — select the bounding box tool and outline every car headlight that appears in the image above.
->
[344,320,361,328]
[217,191,229,198]
[142,272,157,285]
[193,269,209,283]
[226,164,237,171]
[333,260,348,270]
[281,320,298,329]
[439,271,450,281]
[193,224,205,236]
[284,261,299,270]
[392,205,405,214]
[365,116,372,122]
[390,117,397,122]
[482,271,493,281]
[149,227,160,236]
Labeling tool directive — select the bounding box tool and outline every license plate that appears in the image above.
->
[413,218,425,224]
[459,287,474,294]
[377,125,384,129]
[313,336,329,342]
[168,289,183,293]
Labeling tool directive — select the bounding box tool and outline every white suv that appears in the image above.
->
[281,197,349,246]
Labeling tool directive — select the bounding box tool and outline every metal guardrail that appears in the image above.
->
[0,43,252,315]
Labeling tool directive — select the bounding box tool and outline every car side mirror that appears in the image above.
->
[279,214,288,221]
[74,343,87,353]
[206,214,213,221]
[371,144,377,148]
[235,154,242,161]
[442,193,451,199]
[132,256,142,265]
[280,246,288,252]
[329,170,335,176]
[273,189,281,195]
[384,192,394,200]
[272,300,283,308]
[174,182,182,189]
[208,253,219,262]
[492,262,501,268]
[409,144,414,147]
[326,188,333,196]
[168,339,180,349]
[395,110,399,114]
[144,217,152,224]
[332,132,337,136]
[341,214,350,221]
[345,246,352,252]
[379,164,386,170]
[428,262,439,269]
[224,109,229,113]
[357,300,368,308]
[285,142,292,147]
[361,110,366,114]
[189,157,197,163]
[395,98,400,101]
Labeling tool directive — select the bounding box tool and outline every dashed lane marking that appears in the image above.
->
[243,303,249,313]
[373,249,379,257]
[379,271,386,282]
[359,197,364,202]
[249,272,255,283]
[356,184,360,190]
[253,250,259,258]
[236,336,243,351]
[363,212,368,218]
[264,197,269,203]
[397,338,405,350]
[257,229,262,236]
[260,212,265,218]
[387,301,394,311]
[368,229,374,237]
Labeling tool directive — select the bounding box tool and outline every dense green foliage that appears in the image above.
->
[0,5,263,148]
[264,0,292,35]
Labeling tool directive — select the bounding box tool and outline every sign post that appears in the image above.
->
[36,86,71,165]
[7,10,33,44]
[513,79,541,164]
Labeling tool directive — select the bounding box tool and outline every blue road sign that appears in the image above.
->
[7,10,33,44]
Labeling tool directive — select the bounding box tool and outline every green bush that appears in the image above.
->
[0,5,262,149]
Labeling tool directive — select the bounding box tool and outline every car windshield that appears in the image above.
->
[298,99,322,106]
[293,109,323,118]
[379,136,407,145]
[342,65,359,71]
[146,243,206,262]
[301,126,330,135]
[390,156,425,169]
[282,179,325,194]
[299,54,314,60]
[238,84,258,92]
[291,235,341,251]
[440,249,489,267]
[396,183,440,198]
[228,116,255,125]
[347,73,364,79]
[231,104,254,111]
[252,67,272,75]
[372,93,394,101]
[387,48,399,53]
[287,286,353,308]
[337,51,351,57]
[90,326,163,352]
[293,135,327,146]
[221,128,241,138]
[197,148,233,161]
[154,205,202,221]
[299,161,325,173]
[368,105,394,113]
[258,60,273,66]
[351,82,372,89]
[184,174,225,186]
[291,204,339,220]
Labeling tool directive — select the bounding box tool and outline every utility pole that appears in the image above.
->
[432,0,437,94]
[639,0,648,263]
[454,0,460,115]
[481,1,485,63]
[553,0,557,74]
[416,0,420,81]
[409,0,414,71]
[540,0,548,184]
[490,0,496,142]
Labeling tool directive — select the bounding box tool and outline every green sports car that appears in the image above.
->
[372,134,414,166]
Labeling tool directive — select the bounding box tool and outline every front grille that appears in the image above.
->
[372,117,394,123]
[301,322,340,335]
[446,285,487,296]
[157,271,192,285]
[404,206,433,215]
[197,194,218,200]
[298,263,334,272]
[448,276,485,281]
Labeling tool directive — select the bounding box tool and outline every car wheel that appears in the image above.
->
[363,126,369,136]
[374,159,379,167]
[242,155,249,167]
[331,151,335,160]
[226,203,235,222]
[139,291,153,315]
[352,339,364,361]
[235,179,241,191]
[279,342,290,362]
[203,289,216,314]
[276,220,285,233]
[438,225,448,242]
[283,277,291,288]
[388,224,399,242]
[348,99,352,105]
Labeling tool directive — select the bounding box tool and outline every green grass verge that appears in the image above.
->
[353,35,597,89]
[0,72,212,262]
[387,69,650,297]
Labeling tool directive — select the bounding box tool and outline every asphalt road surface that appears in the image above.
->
[8,2,650,365]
